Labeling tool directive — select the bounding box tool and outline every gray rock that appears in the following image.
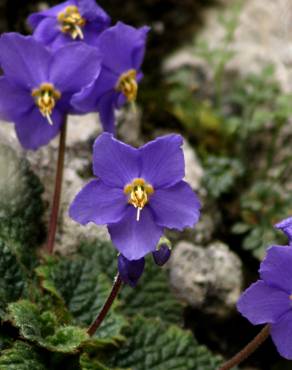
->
[169,241,243,317]
[0,129,24,212]
[191,211,219,245]
[164,0,292,92]
[24,113,110,255]
[183,140,204,192]
[117,105,143,146]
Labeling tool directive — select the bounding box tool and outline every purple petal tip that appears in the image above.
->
[275,216,292,245]
[152,245,171,266]
[118,254,145,287]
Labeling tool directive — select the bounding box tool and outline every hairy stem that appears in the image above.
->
[218,324,270,370]
[46,119,67,255]
[87,274,123,337]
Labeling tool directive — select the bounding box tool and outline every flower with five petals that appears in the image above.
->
[0,33,101,150]
[69,133,201,263]
[28,0,110,50]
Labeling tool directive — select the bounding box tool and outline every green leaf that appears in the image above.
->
[36,254,127,346]
[237,181,291,259]
[0,341,47,370]
[79,241,117,279]
[80,241,183,325]
[109,316,222,370]
[0,241,31,319]
[8,300,88,353]
[80,353,109,370]
[231,223,251,234]
[203,156,244,198]
[120,258,183,325]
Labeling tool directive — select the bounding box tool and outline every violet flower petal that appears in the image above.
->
[0,77,34,121]
[97,93,116,133]
[118,254,145,287]
[237,280,290,325]
[31,17,59,45]
[28,0,75,27]
[93,133,139,188]
[71,68,117,113]
[78,0,110,24]
[96,22,149,74]
[69,179,127,225]
[51,33,76,51]
[50,43,101,93]
[150,181,200,230]
[14,107,64,150]
[275,217,292,245]
[140,134,185,188]
[271,310,292,360]
[259,245,292,293]
[0,33,50,89]
[152,245,171,266]
[82,22,109,47]
[108,207,163,261]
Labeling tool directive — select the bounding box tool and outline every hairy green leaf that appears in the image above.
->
[120,258,183,325]
[0,341,47,370]
[80,353,109,370]
[109,316,221,370]
[80,241,183,324]
[0,241,31,319]
[8,300,88,353]
[36,255,127,346]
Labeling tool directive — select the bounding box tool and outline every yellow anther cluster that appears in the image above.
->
[32,83,61,125]
[58,5,86,39]
[116,69,138,102]
[124,178,154,221]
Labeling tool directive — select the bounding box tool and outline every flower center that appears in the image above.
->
[57,5,86,40]
[124,178,154,221]
[116,69,138,103]
[31,83,61,125]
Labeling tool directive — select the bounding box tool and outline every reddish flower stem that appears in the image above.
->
[218,324,270,370]
[87,274,123,337]
[46,119,67,255]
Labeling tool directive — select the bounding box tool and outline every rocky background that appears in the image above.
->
[1,0,292,369]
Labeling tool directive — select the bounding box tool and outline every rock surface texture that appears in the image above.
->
[169,241,243,317]
[164,0,292,92]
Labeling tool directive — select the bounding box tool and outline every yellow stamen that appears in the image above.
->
[116,69,138,103]
[58,5,86,40]
[124,178,154,221]
[32,83,61,125]
[290,294,292,300]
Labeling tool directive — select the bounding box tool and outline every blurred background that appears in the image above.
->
[1,0,292,369]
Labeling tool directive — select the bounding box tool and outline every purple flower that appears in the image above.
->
[237,245,292,359]
[0,33,101,150]
[72,22,149,133]
[118,255,145,287]
[152,244,171,266]
[118,238,171,287]
[275,216,292,245]
[28,0,110,50]
[69,133,201,262]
